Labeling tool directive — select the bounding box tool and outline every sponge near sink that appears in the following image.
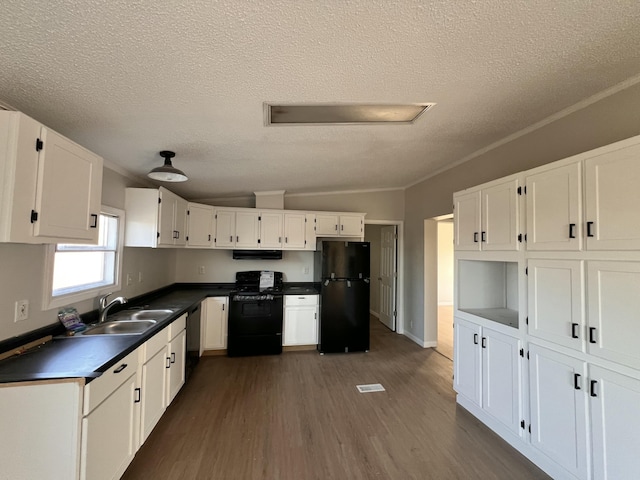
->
[58,307,87,333]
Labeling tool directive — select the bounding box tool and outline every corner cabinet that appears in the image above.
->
[124,187,187,247]
[0,111,103,244]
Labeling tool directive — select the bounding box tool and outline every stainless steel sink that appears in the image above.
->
[81,319,157,336]
[128,309,174,320]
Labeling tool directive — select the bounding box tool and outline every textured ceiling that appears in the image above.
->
[1,1,640,200]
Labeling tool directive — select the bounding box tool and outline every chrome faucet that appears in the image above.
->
[98,292,128,323]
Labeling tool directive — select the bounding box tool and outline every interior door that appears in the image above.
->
[379,225,397,330]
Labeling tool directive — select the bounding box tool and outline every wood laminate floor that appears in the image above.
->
[122,319,548,480]
[436,305,454,361]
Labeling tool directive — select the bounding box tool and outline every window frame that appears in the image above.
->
[43,205,125,310]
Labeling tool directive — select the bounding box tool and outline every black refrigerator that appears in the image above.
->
[315,241,370,353]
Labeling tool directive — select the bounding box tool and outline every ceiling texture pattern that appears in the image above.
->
[1,1,640,199]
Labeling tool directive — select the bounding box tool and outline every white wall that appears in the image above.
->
[174,249,314,283]
[404,79,640,346]
[437,221,453,305]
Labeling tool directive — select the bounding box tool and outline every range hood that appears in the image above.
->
[232,250,283,260]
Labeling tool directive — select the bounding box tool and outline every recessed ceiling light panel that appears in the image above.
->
[265,103,435,125]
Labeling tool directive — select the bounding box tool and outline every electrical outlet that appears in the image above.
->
[126,273,134,286]
[198,266,205,275]
[14,300,29,322]
[303,266,310,274]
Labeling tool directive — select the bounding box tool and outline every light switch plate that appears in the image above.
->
[14,300,29,322]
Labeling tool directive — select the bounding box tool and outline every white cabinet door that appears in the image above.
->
[158,188,177,246]
[339,214,363,236]
[260,212,283,248]
[166,329,186,405]
[481,328,521,435]
[305,213,316,250]
[203,297,228,350]
[454,190,481,251]
[590,365,640,480]
[34,127,102,243]
[585,142,640,250]
[481,178,519,251]
[283,213,306,249]
[173,195,188,246]
[315,214,339,236]
[528,344,589,480]
[587,261,640,369]
[283,306,318,346]
[140,346,168,443]
[528,259,584,350]
[214,210,235,248]
[453,317,482,405]
[526,162,582,251]
[80,373,137,480]
[235,211,260,248]
[187,203,214,247]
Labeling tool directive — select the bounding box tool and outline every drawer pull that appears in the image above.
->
[113,363,127,374]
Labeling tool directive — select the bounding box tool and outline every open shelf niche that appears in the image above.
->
[457,259,519,328]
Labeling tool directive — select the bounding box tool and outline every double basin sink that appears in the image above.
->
[79,309,174,336]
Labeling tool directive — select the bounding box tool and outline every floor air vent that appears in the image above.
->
[356,383,385,393]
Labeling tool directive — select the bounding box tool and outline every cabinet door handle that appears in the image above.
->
[236,236,239,242]
[335,224,338,231]
[473,232,479,243]
[481,231,486,242]
[171,352,176,364]
[586,221,595,237]
[569,223,576,239]
[134,387,141,403]
[590,380,598,397]
[279,237,282,243]
[208,234,211,241]
[166,357,171,369]
[90,214,98,228]
[574,373,581,390]
[473,333,478,345]
[113,363,127,373]
[229,235,233,242]
[481,337,487,348]
[571,323,579,339]
[589,327,597,344]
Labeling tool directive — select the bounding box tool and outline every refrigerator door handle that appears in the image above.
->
[324,279,330,286]
[347,280,352,287]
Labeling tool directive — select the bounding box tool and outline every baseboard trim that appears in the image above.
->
[369,309,380,318]
[403,330,427,348]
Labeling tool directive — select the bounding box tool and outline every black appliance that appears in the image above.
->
[314,241,370,354]
[185,303,201,380]
[228,271,284,357]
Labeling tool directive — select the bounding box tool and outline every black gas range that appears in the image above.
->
[228,271,284,357]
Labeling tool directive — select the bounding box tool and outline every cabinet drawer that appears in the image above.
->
[168,314,187,340]
[285,294,318,306]
[143,326,170,363]
[83,349,139,416]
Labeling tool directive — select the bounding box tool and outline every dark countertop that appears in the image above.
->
[0,282,318,384]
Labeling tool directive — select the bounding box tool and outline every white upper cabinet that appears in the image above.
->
[454,177,519,251]
[186,203,214,248]
[0,111,103,244]
[528,259,585,350]
[125,187,188,247]
[315,213,365,238]
[525,161,582,251]
[453,191,481,251]
[283,212,306,249]
[235,210,260,248]
[587,261,640,369]
[259,211,283,249]
[585,142,640,250]
[213,209,235,248]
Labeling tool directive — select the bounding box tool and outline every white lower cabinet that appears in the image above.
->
[528,344,590,479]
[140,332,169,443]
[589,365,640,480]
[203,297,228,350]
[453,317,521,434]
[167,327,186,405]
[283,295,319,346]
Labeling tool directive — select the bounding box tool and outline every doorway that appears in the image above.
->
[364,221,403,334]
[435,218,454,360]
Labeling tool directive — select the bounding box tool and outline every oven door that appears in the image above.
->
[228,296,283,336]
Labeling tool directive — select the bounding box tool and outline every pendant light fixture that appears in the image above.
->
[147,150,188,182]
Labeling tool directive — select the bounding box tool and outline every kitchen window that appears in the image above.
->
[44,206,124,309]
